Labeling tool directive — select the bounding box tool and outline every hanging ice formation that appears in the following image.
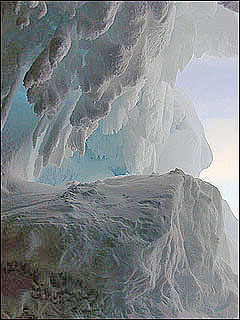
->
[1,2,239,319]
[1,1,238,187]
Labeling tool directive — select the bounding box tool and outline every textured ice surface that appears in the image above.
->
[1,2,238,319]
[218,1,239,12]
[1,2,238,183]
[1,171,238,318]
[218,200,239,275]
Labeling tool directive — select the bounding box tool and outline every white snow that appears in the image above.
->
[1,171,238,318]
[2,2,238,182]
[1,2,238,319]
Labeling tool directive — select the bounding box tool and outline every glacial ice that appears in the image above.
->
[2,2,238,182]
[1,1,239,319]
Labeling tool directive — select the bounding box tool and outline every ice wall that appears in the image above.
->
[1,171,238,318]
[218,200,239,274]
[1,2,238,186]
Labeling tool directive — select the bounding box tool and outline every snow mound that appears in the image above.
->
[1,171,238,319]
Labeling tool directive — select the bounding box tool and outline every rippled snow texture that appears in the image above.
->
[1,171,239,318]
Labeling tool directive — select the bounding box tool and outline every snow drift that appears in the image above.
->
[1,170,238,318]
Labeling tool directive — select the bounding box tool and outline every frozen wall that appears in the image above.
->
[1,2,238,188]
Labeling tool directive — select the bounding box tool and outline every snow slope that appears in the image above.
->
[1,171,238,318]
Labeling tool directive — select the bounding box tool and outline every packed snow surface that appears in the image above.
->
[1,170,238,318]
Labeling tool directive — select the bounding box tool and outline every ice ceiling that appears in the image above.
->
[1,1,238,187]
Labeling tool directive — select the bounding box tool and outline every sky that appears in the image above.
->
[176,55,239,219]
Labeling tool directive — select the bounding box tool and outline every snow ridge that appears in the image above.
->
[1,171,238,318]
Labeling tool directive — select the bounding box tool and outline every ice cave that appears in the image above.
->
[1,1,239,319]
